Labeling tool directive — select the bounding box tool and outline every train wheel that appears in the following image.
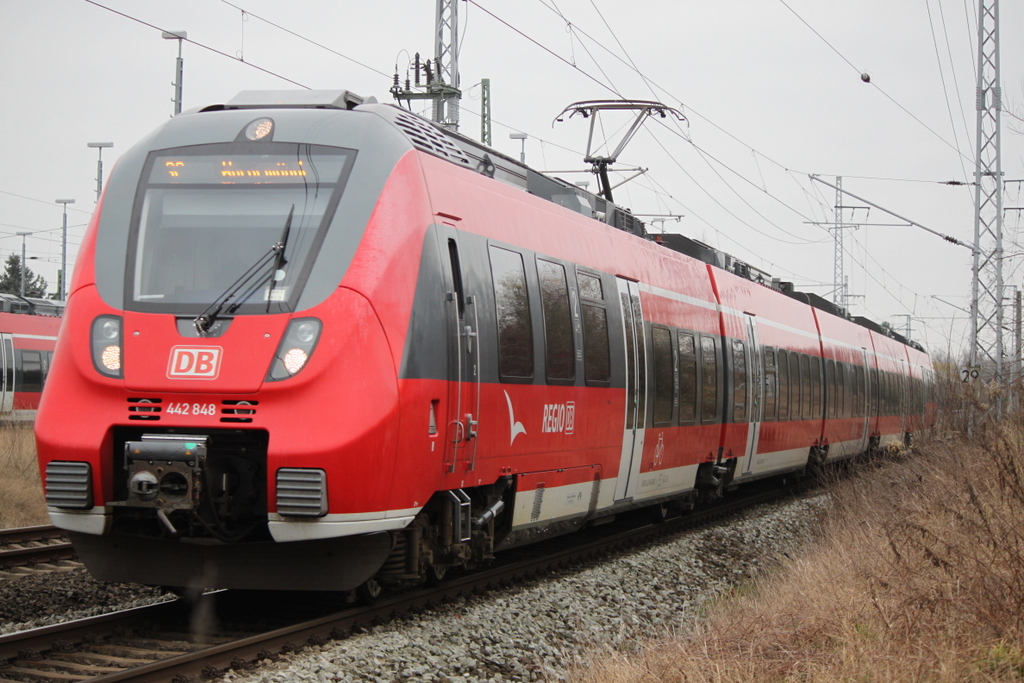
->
[650,502,669,523]
[356,577,383,605]
[426,563,448,586]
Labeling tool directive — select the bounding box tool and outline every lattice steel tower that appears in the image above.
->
[832,177,847,312]
[969,0,1004,379]
[432,0,461,130]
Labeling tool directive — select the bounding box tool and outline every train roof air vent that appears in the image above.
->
[391,112,472,167]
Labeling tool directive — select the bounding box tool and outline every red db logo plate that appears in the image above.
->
[167,346,223,380]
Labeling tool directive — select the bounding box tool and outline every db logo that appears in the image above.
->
[167,346,223,380]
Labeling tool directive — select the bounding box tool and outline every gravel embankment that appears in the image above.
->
[0,569,170,635]
[221,492,830,683]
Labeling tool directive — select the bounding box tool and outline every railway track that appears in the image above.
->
[0,482,804,683]
[0,526,78,579]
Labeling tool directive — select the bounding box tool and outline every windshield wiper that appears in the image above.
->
[265,205,295,313]
[193,205,296,336]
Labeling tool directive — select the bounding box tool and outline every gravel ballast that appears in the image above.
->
[220,492,830,683]
[0,568,170,635]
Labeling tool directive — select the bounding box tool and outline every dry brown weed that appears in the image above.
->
[0,425,48,528]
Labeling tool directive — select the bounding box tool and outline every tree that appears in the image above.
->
[0,254,48,298]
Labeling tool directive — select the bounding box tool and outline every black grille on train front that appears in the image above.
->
[221,400,258,423]
[44,461,93,509]
[127,398,162,421]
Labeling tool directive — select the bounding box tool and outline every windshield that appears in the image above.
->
[126,142,354,314]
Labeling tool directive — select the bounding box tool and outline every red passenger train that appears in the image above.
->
[36,90,935,592]
[0,295,62,419]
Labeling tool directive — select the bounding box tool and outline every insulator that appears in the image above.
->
[424,60,434,84]
[414,53,421,86]
[393,72,400,88]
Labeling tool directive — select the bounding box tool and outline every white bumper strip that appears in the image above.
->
[268,513,416,542]
[48,507,111,536]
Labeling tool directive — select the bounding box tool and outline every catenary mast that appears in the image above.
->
[969,0,1004,382]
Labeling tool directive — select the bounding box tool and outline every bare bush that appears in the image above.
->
[574,421,1024,682]
[0,425,48,528]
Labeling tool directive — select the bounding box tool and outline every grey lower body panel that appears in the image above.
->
[68,530,392,591]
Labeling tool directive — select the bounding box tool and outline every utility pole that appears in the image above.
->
[16,232,30,298]
[55,199,75,301]
[480,78,492,146]
[162,31,187,116]
[968,0,1004,383]
[87,142,113,202]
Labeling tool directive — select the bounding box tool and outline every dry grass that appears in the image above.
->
[574,417,1024,682]
[0,425,48,528]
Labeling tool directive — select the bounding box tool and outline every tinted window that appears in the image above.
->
[800,355,809,418]
[763,347,777,420]
[19,350,42,393]
[732,340,747,422]
[679,333,698,424]
[581,304,610,383]
[826,360,837,418]
[537,259,574,381]
[652,327,674,426]
[490,246,533,380]
[855,365,865,417]
[837,364,846,417]
[129,143,352,314]
[578,272,604,301]
[777,350,790,420]
[701,336,718,422]
[810,356,822,418]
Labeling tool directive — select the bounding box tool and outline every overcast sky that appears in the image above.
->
[2,0,1022,362]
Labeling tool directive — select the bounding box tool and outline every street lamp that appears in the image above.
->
[87,142,113,202]
[55,199,75,301]
[509,132,527,164]
[16,232,30,298]
[161,30,188,115]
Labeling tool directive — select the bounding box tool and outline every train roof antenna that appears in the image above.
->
[553,100,684,203]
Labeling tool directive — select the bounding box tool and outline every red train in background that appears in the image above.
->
[0,295,62,419]
[36,90,935,594]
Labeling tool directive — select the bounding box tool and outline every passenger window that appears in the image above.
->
[678,333,698,424]
[577,272,604,301]
[581,304,610,383]
[732,339,746,422]
[652,327,674,426]
[854,365,865,417]
[489,246,533,380]
[800,354,811,419]
[19,350,42,393]
[826,360,837,419]
[763,347,777,420]
[700,336,718,423]
[537,259,574,382]
[810,356,822,419]
[777,350,790,420]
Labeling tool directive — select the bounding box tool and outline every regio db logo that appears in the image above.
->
[541,401,575,435]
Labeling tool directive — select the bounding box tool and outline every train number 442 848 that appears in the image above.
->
[166,402,217,416]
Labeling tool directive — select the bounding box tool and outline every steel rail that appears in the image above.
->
[0,483,810,683]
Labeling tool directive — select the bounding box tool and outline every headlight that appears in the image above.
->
[91,315,123,378]
[267,318,321,381]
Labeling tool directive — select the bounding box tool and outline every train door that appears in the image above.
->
[0,334,10,413]
[614,278,647,501]
[898,358,908,437]
[857,348,871,452]
[740,314,763,475]
[442,227,481,473]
